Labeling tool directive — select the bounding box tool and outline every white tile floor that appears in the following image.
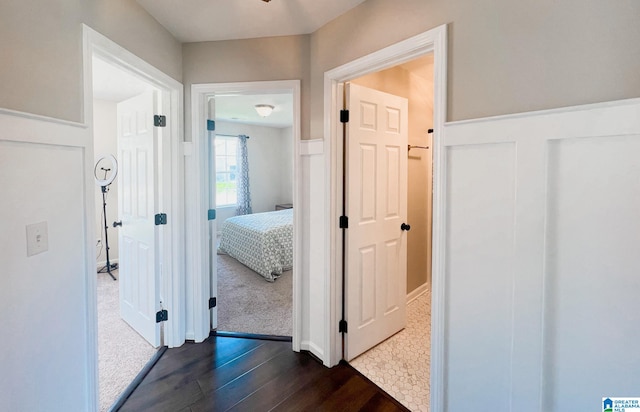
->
[350,289,431,411]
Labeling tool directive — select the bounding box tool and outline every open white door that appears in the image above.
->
[345,83,409,360]
[117,90,161,348]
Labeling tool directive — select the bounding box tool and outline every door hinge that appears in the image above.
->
[209,297,217,309]
[154,115,166,127]
[340,109,349,123]
[207,119,216,131]
[155,213,167,225]
[339,215,349,229]
[339,320,348,333]
[156,309,168,323]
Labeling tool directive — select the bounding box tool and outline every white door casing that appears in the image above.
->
[117,90,161,348]
[345,83,409,360]
[207,97,218,330]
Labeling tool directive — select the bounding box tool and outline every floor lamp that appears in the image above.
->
[95,154,118,281]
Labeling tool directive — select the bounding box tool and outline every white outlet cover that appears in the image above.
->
[26,221,49,257]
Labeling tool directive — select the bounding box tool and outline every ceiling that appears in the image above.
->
[213,93,293,128]
[135,0,367,43]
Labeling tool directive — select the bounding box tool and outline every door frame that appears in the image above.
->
[323,24,447,410]
[189,80,302,349]
[83,25,185,353]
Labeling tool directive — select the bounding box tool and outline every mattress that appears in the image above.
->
[218,209,293,282]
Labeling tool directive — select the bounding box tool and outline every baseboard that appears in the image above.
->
[407,282,429,304]
[300,340,325,364]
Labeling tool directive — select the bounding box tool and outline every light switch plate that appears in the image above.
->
[26,221,48,257]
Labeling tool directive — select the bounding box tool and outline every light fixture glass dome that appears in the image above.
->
[254,104,274,117]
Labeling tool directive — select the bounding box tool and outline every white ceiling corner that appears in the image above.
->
[135,0,367,43]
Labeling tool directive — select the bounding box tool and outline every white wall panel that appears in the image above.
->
[543,135,640,410]
[441,98,640,412]
[444,143,516,412]
[0,136,91,411]
[299,139,326,361]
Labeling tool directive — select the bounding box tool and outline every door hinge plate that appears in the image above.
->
[155,213,167,225]
[339,320,348,333]
[154,115,166,127]
[209,297,217,309]
[156,309,168,323]
[340,109,349,123]
[339,216,349,229]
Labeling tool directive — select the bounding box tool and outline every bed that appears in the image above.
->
[217,208,293,282]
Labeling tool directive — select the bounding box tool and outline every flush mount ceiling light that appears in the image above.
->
[262,0,271,2]
[255,104,274,117]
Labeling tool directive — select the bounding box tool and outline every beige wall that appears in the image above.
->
[352,55,434,294]
[182,36,310,141]
[0,0,182,123]
[310,0,640,135]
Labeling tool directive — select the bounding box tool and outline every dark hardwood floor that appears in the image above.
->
[117,334,409,412]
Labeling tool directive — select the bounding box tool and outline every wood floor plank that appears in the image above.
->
[118,379,202,412]
[117,336,409,412]
[140,336,265,388]
[270,364,357,411]
[196,340,290,395]
[226,352,330,412]
[190,350,303,412]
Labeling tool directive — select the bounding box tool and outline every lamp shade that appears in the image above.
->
[254,104,274,117]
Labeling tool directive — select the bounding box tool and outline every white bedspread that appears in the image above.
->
[218,209,293,282]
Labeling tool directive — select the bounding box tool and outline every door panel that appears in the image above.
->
[117,90,161,348]
[346,83,409,360]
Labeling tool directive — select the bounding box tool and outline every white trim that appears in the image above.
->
[83,25,185,408]
[299,138,324,156]
[446,96,640,128]
[0,107,87,129]
[300,341,325,360]
[407,282,429,305]
[323,24,447,411]
[189,80,302,349]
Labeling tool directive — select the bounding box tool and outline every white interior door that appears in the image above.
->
[117,90,161,348]
[345,83,409,360]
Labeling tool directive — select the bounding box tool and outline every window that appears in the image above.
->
[215,136,238,207]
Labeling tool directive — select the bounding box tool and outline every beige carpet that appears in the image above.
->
[97,270,156,412]
[217,253,293,336]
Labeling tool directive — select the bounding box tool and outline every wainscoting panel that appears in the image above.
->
[444,142,517,412]
[543,134,640,411]
[0,111,93,411]
[440,98,640,412]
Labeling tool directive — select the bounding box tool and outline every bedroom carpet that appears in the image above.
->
[217,253,293,336]
[97,269,157,412]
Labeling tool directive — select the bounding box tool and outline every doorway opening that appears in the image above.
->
[91,55,159,411]
[344,54,434,412]
[211,93,295,338]
[324,24,447,412]
[189,80,302,349]
[84,25,185,411]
